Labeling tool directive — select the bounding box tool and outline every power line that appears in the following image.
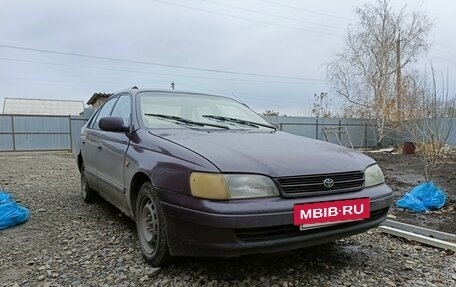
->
[199,0,344,31]
[177,82,313,102]
[258,0,354,22]
[0,76,152,87]
[0,44,325,81]
[0,75,130,85]
[177,83,312,107]
[434,47,456,60]
[432,55,456,64]
[151,0,342,37]
[0,76,320,106]
[0,70,322,104]
[436,43,456,53]
[0,57,327,84]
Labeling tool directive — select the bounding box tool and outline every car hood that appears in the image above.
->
[149,130,376,177]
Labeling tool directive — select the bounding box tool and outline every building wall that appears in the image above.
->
[2,98,84,115]
[92,97,107,109]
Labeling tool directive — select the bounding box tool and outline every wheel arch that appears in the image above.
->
[77,153,83,173]
[129,171,152,218]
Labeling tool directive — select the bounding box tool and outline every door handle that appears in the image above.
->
[97,146,102,151]
[82,141,85,145]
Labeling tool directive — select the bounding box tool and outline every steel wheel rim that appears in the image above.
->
[139,195,160,254]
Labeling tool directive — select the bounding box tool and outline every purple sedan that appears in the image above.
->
[77,88,393,266]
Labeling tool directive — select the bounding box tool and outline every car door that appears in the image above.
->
[81,97,117,191]
[96,94,132,211]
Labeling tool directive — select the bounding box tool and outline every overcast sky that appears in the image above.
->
[0,0,455,115]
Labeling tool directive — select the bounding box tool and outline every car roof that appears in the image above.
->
[112,87,241,103]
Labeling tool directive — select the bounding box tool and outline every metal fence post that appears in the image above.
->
[338,119,342,143]
[315,117,319,139]
[68,115,73,152]
[11,115,16,151]
[364,122,368,148]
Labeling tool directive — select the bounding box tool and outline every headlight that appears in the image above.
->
[364,164,385,187]
[189,172,279,200]
[224,174,279,199]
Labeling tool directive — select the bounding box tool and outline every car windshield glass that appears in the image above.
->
[144,113,229,130]
[202,115,276,130]
[138,92,273,130]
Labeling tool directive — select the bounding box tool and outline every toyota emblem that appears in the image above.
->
[323,178,334,188]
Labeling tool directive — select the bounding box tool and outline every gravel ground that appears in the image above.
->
[0,152,455,287]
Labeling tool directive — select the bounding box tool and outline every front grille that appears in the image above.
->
[235,208,388,242]
[277,171,364,197]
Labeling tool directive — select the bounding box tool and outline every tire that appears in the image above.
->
[80,163,98,203]
[136,181,172,266]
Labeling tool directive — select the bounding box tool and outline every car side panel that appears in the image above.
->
[96,130,130,212]
[80,129,100,191]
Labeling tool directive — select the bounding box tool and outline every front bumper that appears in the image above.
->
[159,183,393,257]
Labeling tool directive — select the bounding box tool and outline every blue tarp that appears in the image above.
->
[0,191,30,230]
[396,181,446,213]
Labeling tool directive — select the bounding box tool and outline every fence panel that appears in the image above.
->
[0,115,73,151]
[265,116,380,148]
[0,115,13,133]
[387,117,456,147]
[267,117,317,140]
[13,116,70,133]
[316,118,341,144]
[0,115,14,151]
[14,134,70,150]
[445,118,456,146]
[14,115,71,151]
[1,114,454,152]
[0,134,14,151]
[280,124,316,139]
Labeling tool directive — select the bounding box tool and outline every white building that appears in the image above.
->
[2,98,84,115]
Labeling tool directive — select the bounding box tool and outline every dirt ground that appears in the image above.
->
[369,150,456,234]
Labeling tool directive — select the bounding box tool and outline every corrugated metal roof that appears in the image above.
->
[2,98,84,115]
[87,93,113,105]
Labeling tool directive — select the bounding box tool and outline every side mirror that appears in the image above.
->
[99,117,129,132]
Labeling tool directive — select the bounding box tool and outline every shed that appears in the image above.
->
[87,93,113,109]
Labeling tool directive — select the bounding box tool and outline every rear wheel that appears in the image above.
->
[136,181,172,266]
[80,163,98,203]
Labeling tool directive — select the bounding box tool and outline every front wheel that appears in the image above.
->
[136,182,172,266]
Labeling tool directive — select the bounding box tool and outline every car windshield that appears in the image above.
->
[138,92,273,130]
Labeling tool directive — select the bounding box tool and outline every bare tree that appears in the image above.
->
[262,109,280,116]
[400,66,455,181]
[400,70,426,120]
[262,109,281,123]
[311,92,341,118]
[326,0,432,146]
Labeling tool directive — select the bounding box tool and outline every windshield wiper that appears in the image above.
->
[202,115,277,131]
[145,113,229,130]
